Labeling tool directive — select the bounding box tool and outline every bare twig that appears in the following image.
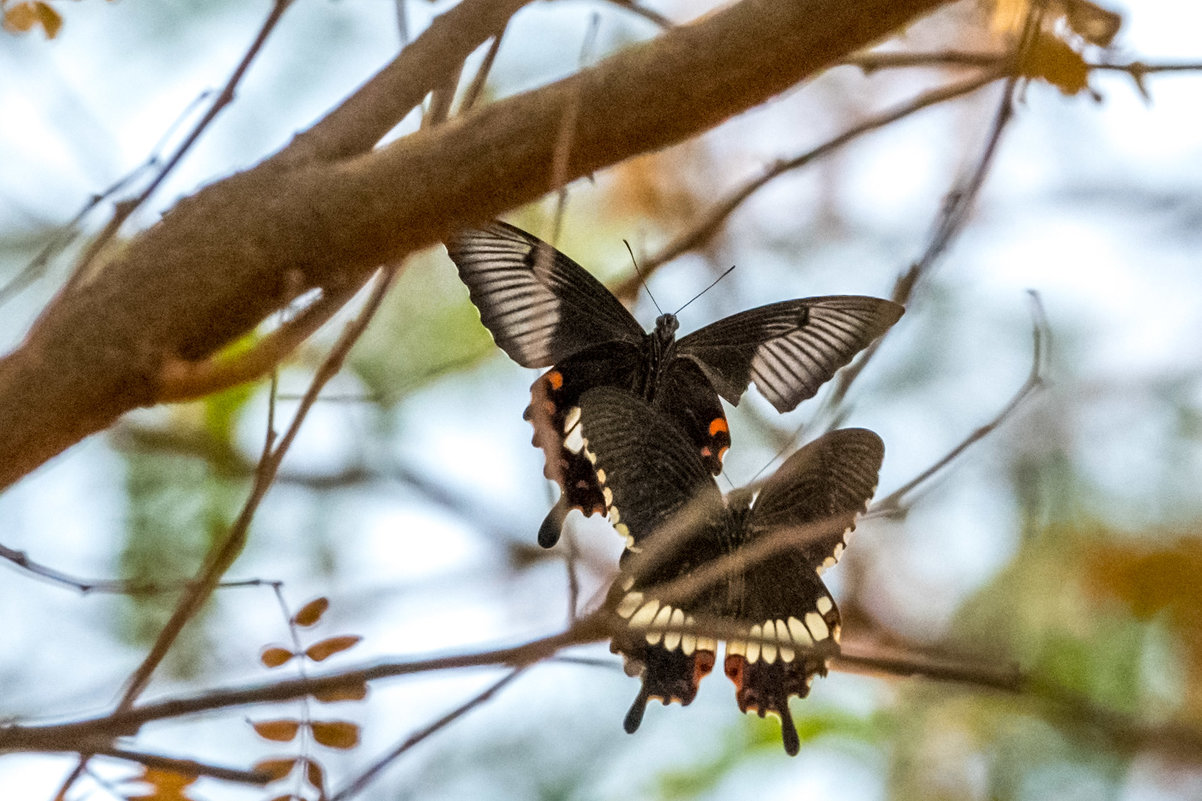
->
[612,67,1005,298]
[818,20,1037,418]
[330,669,524,800]
[0,541,280,595]
[118,266,399,710]
[64,0,297,293]
[600,0,673,28]
[96,748,270,786]
[869,291,1048,517]
[459,25,508,115]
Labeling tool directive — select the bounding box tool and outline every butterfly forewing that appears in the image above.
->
[678,297,904,412]
[446,221,643,367]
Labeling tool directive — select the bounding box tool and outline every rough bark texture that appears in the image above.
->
[0,0,948,490]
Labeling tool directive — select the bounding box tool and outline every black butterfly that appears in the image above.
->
[445,221,901,549]
[574,387,884,755]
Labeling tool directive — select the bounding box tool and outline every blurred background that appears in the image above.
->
[2,0,1201,798]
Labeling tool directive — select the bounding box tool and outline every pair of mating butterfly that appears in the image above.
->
[446,221,902,755]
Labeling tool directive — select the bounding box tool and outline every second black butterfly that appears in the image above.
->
[446,221,902,548]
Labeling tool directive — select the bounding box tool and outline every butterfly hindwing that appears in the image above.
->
[446,221,643,368]
[677,297,904,412]
[748,427,885,572]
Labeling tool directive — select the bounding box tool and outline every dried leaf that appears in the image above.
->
[260,646,296,668]
[137,767,198,790]
[32,1,60,38]
[311,720,361,749]
[251,719,302,742]
[305,635,362,662]
[252,758,298,782]
[2,3,38,33]
[1062,0,1122,47]
[304,758,326,791]
[313,680,369,703]
[293,596,330,627]
[1022,32,1090,96]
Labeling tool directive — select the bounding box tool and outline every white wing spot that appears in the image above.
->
[602,487,614,506]
[616,591,644,619]
[816,596,833,615]
[563,406,581,433]
[760,621,777,665]
[595,468,607,484]
[646,604,674,645]
[788,616,813,647]
[664,608,685,652]
[805,611,830,641]
[746,624,762,664]
[629,599,661,630]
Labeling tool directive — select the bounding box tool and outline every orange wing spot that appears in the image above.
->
[717,445,729,463]
[708,417,729,437]
[724,654,745,692]
[700,446,713,458]
[694,651,716,686]
[547,370,564,391]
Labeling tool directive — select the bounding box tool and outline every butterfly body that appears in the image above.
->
[574,387,884,755]
[446,221,901,549]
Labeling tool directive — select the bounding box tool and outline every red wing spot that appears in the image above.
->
[724,654,746,692]
[708,418,729,437]
[547,370,564,391]
[700,446,713,458]
[694,651,716,686]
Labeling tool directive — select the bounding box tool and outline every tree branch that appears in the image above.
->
[0,0,949,490]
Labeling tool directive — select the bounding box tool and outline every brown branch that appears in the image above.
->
[0,0,949,491]
[95,748,270,786]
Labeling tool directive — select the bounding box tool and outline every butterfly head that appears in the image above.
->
[653,313,679,341]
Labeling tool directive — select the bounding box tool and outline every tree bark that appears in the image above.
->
[0,0,948,490]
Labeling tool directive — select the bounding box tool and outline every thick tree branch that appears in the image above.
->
[0,0,948,490]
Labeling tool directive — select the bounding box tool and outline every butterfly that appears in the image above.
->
[445,220,901,549]
[574,386,884,755]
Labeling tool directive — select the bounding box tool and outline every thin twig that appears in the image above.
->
[459,24,508,115]
[612,67,1005,298]
[819,25,1035,418]
[95,748,271,786]
[599,0,673,28]
[0,541,280,595]
[329,669,524,800]
[63,0,296,293]
[868,291,1048,517]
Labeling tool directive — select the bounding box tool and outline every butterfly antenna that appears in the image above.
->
[673,265,736,316]
[623,239,662,315]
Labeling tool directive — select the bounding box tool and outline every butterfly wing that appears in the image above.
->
[719,428,884,754]
[446,221,644,368]
[653,358,731,476]
[576,388,730,729]
[676,297,904,412]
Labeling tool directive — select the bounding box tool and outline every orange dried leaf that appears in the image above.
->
[293,597,330,627]
[313,681,369,703]
[32,1,60,38]
[260,646,296,668]
[310,720,361,750]
[304,635,362,662]
[304,758,326,791]
[251,719,302,742]
[1022,32,1090,96]
[252,758,297,782]
[268,795,304,801]
[3,3,38,33]
[139,767,198,789]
